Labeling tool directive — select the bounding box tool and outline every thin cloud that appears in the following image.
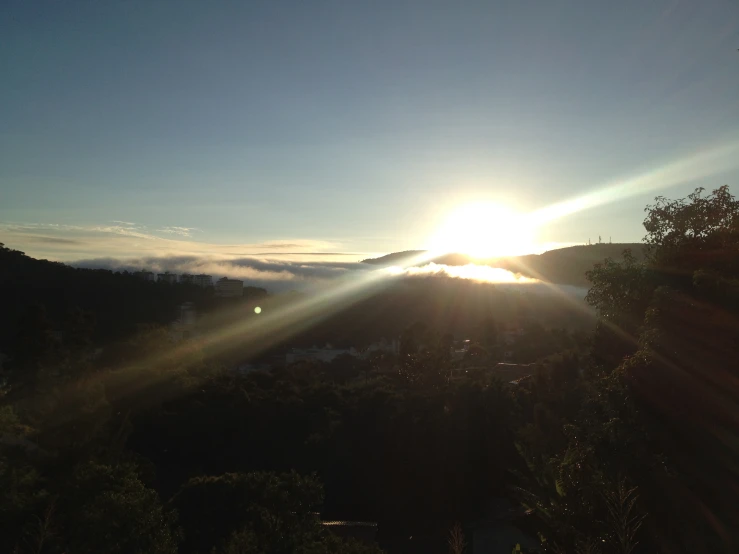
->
[222,240,339,251]
[92,224,156,240]
[251,242,304,249]
[156,226,197,237]
[254,252,359,256]
[17,235,83,245]
[0,222,155,240]
[0,222,340,258]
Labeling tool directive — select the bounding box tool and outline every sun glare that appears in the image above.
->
[430,202,535,258]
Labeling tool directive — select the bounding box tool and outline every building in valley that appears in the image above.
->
[134,270,155,282]
[193,274,213,287]
[180,273,213,287]
[215,277,243,297]
[157,272,178,284]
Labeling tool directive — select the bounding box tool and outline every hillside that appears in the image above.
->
[0,243,596,366]
[0,243,217,349]
[362,243,645,286]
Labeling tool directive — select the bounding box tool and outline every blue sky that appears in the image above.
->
[2,0,738,263]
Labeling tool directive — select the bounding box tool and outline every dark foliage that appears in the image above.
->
[0,243,216,350]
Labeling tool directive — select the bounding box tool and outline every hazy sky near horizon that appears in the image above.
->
[2,0,739,263]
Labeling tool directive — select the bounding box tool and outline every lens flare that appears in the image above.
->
[530,139,739,226]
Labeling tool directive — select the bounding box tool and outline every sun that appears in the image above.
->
[430,202,535,258]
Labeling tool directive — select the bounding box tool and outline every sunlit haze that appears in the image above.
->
[2,0,739,269]
[430,202,535,258]
[386,262,539,284]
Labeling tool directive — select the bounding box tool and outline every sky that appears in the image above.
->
[2,0,739,272]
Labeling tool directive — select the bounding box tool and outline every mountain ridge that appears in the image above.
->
[362,243,645,286]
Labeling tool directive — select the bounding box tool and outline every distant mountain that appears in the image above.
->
[362,250,427,266]
[362,243,645,287]
[361,250,473,267]
[499,243,645,286]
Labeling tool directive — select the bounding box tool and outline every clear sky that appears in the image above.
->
[2,0,739,263]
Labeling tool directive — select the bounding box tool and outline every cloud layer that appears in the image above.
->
[72,255,369,291]
[0,220,370,291]
[386,263,539,284]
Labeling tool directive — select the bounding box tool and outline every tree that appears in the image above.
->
[585,251,653,331]
[59,462,178,554]
[643,185,739,278]
[585,251,654,366]
[399,321,428,358]
[0,406,48,553]
[8,303,61,389]
[448,522,467,554]
[62,306,96,362]
[463,343,488,364]
[172,471,324,554]
[578,186,739,551]
[477,318,498,348]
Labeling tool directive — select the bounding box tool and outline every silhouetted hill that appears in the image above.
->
[501,243,645,286]
[362,243,644,286]
[287,276,596,352]
[0,243,219,350]
[362,250,426,265]
[361,250,474,267]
